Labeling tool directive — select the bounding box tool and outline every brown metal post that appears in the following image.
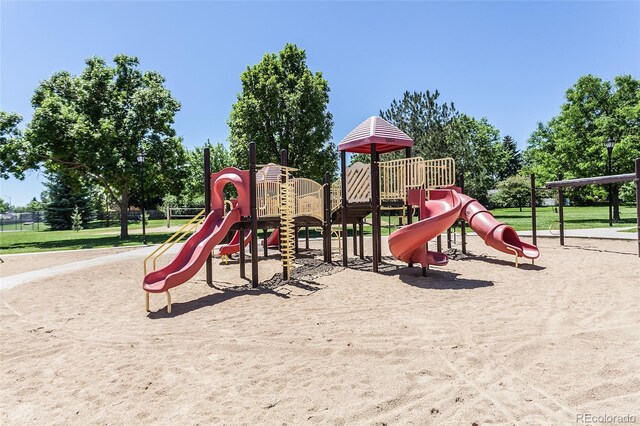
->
[405,147,414,268]
[263,228,268,257]
[305,226,309,250]
[323,172,331,263]
[530,173,537,246]
[375,148,382,263]
[204,147,212,285]
[371,144,379,272]
[239,224,246,278]
[340,151,348,267]
[635,159,639,257]
[437,235,442,252]
[558,173,565,246]
[249,142,259,287]
[459,173,467,254]
[446,228,452,249]
[294,226,299,254]
[352,223,357,256]
[358,218,364,259]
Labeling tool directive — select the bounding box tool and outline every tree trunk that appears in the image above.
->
[119,188,129,239]
[613,184,621,222]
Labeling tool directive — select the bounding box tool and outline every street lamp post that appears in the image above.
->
[137,152,147,244]
[605,137,615,227]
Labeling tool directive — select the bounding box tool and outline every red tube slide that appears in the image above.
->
[458,193,539,259]
[388,189,462,268]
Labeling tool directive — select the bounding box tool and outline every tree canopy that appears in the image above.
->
[228,44,337,182]
[1,55,187,238]
[490,175,531,211]
[0,111,24,179]
[371,90,507,203]
[182,140,233,206]
[524,74,640,213]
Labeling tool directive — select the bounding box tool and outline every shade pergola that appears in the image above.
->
[338,116,413,154]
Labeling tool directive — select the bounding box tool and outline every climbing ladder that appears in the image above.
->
[279,167,296,279]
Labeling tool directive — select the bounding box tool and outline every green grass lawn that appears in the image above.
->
[374,205,637,235]
[1,206,636,254]
[0,219,187,254]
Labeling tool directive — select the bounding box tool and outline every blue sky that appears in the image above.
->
[1,0,639,206]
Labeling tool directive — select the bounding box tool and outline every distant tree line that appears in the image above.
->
[1,45,637,235]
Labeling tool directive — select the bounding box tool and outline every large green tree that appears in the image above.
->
[524,74,640,218]
[373,90,506,203]
[0,111,24,179]
[1,55,187,238]
[182,140,232,206]
[228,44,337,182]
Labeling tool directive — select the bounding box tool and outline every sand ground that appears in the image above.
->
[1,236,638,425]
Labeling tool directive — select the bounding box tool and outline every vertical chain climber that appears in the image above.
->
[280,169,295,279]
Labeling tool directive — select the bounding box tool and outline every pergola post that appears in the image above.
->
[558,173,565,246]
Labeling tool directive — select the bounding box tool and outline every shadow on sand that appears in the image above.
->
[344,256,494,290]
[458,254,546,271]
[148,247,551,317]
[148,251,332,318]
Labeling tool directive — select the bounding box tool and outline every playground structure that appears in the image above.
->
[143,116,541,313]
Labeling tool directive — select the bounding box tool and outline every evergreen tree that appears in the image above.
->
[498,135,522,180]
[44,173,93,230]
[71,206,83,232]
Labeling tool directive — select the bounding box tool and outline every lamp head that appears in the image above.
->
[605,137,615,149]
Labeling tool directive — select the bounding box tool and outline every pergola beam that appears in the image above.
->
[545,173,635,189]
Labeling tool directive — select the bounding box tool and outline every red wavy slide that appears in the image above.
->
[143,209,241,293]
[389,189,462,268]
[143,168,250,294]
[216,229,251,258]
[458,193,539,260]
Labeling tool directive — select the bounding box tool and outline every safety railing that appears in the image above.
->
[424,157,456,188]
[330,180,342,211]
[379,157,426,201]
[292,178,324,221]
[143,208,206,275]
[256,167,281,218]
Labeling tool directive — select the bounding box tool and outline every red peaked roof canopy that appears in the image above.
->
[338,116,413,154]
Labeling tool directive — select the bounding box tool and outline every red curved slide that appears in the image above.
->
[216,229,251,257]
[458,193,539,259]
[143,168,250,293]
[389,189,462,268]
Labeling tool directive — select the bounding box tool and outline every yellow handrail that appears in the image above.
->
[143,209,206,275]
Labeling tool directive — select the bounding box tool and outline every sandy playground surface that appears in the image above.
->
[1,236,638,424]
